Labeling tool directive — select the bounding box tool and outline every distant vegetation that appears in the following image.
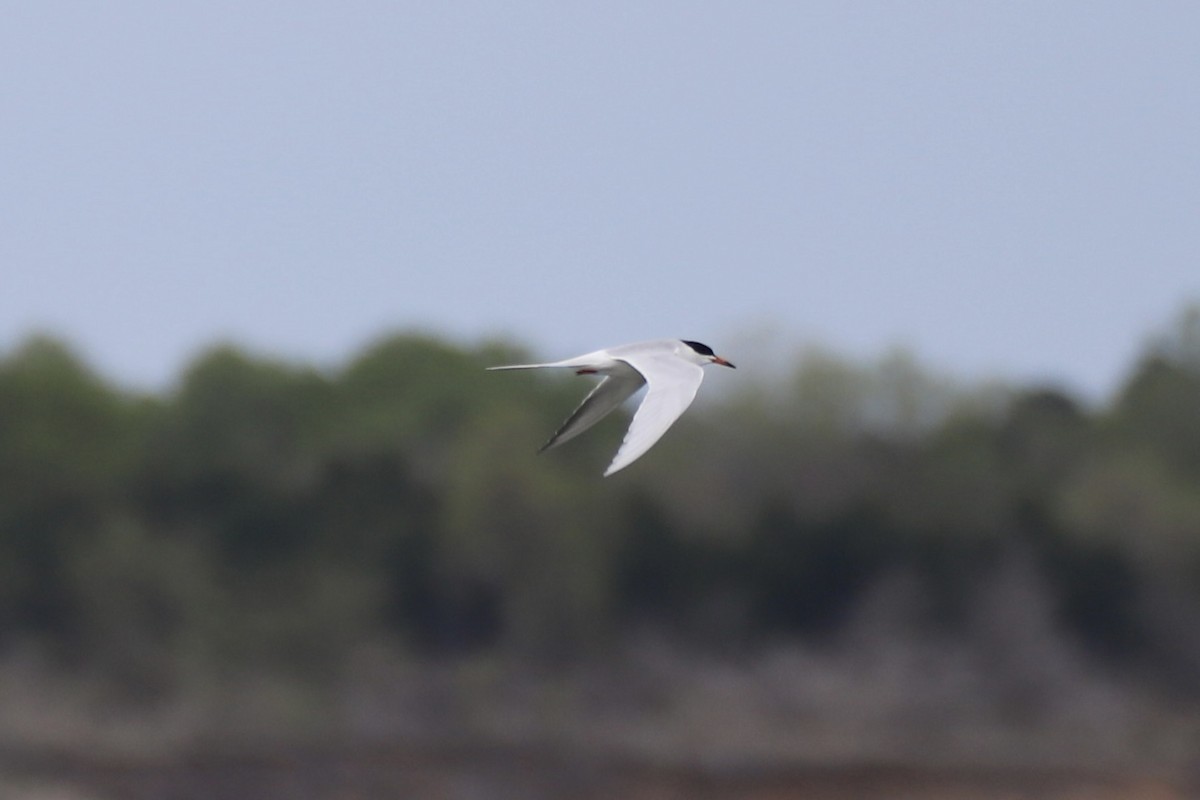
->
[2,307,1199,713]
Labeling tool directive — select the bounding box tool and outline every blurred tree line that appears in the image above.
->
[2,308,1200,700]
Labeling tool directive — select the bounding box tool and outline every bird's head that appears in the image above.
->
[681,340,736,368]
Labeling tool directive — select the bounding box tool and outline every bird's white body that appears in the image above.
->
[489,339,735,476]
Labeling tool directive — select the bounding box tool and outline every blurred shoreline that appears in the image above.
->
[3,323,1200,798]
[2,640,1197,799]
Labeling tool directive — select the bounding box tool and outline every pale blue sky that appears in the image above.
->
[3,2,1198,398]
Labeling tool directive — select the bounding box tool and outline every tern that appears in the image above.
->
[488,339,735,476]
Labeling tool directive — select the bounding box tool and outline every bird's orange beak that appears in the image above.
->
[713,356,736,368]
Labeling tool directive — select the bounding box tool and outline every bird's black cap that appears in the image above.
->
[682,340,715,356]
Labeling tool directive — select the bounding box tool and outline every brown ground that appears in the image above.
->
[3,742,1193,800]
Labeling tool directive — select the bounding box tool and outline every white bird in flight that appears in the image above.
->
[488,339,736,476]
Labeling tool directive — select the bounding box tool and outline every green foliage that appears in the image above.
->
[0,336,141,497]
[0,337,144,642]
[1,313,1199,695]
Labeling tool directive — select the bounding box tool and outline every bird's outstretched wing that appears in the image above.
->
[541,371,644,452]
[604,353,704,476]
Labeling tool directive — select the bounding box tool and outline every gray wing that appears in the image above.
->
[541,372,645,452]
[603,354,704,476]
